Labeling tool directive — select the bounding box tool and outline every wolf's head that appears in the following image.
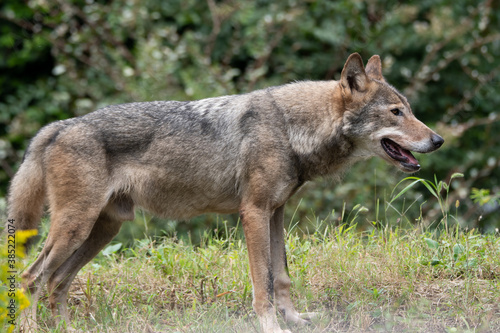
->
[339,53,444,173]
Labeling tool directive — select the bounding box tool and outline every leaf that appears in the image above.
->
[347,300,360,312]
[453,244,464,255]
[453,244,465,261]
[390,177,439,204]
[390,178,423,203]
[424,238,440,249]
[467,258,477,267]
[419,180,438,199]
[102,243,122,256]
[470,188,494,206]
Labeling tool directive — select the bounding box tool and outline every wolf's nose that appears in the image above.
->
[431,134,444,148]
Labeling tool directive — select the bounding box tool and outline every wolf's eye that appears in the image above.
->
[391,108,403,116]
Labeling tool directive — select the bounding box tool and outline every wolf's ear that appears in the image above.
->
[340,53,369,96]
[365,55,385,82]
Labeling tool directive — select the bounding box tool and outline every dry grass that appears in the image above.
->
[26,224,500,333]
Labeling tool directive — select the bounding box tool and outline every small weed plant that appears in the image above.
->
[0,230,37,333]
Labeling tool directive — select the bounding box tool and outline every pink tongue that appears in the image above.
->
[397,146,419,165]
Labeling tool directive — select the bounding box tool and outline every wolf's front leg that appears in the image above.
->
[240,201,291,333]
[270,205,318,326]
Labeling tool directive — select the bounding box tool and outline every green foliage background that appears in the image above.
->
[1,0,499,241]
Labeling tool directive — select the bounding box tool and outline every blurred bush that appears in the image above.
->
[0,0,499,240]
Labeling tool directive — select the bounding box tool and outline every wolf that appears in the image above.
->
[8,53,443,333]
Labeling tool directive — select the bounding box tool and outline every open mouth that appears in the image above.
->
[381,138,420,172]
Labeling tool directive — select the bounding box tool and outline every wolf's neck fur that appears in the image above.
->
[271,81,360,180]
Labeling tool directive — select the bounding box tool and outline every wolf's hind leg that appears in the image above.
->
[20,145,108,332]
[47,210,124,326]
[20,206,103,332]
[270,205,318,326]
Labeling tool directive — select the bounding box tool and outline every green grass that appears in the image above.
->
[11,174,500,332]
[25,224,500,333]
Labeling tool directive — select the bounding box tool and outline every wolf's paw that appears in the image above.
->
[283,310,319,326]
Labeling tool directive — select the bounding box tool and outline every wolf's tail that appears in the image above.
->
[7,123,64,249]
